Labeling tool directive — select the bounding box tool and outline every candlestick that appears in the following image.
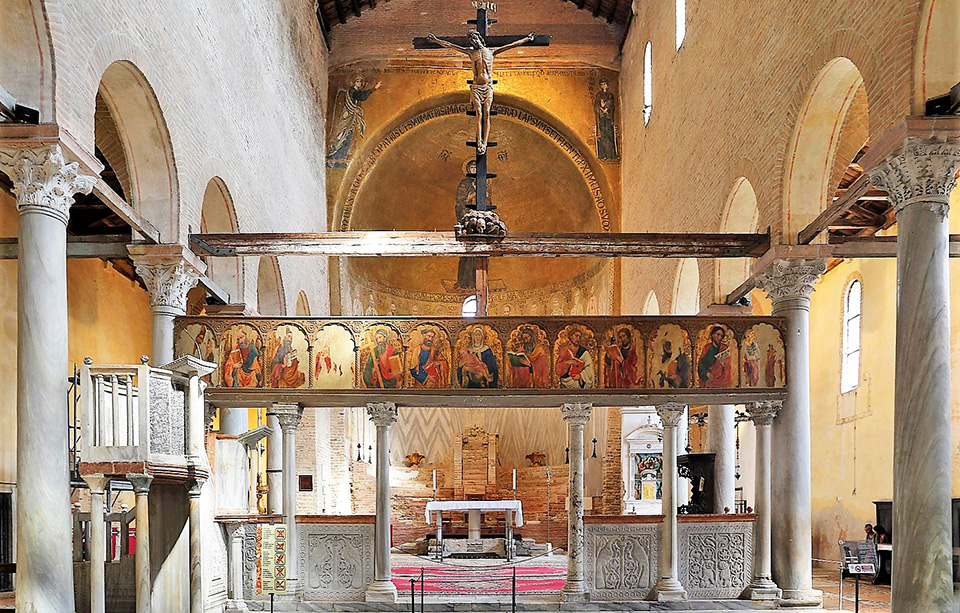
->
[432,469,437,492]
[512,468,517,491]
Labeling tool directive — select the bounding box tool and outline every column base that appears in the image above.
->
[561,580,589,602]
[365,579,398,603]
[778,588,822,606]
[225,599,249,612]
[740,577,782,601]
[647,577,687,601]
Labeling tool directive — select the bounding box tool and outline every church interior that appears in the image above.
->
[1,0,959,611]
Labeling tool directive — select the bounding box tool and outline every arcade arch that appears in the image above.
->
[715,177,759,302]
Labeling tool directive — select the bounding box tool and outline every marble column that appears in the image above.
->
[224,522,249,612]
[560,402,592,602]
[83,475,111,613]
[755,258,825,605]
[707,404,736,513]
[186,479,205,613]
[127,473,155,613]
[741,401,781,601]
[649,403,687,601]
[869,137,960,613]
[0,145,95,613]
[365,402,398,603]
[128,245,205,366]
[274,404,303,593]
[266,411,283,514]
[220,408,249,436]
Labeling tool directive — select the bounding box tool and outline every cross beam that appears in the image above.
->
[189,231,771,258]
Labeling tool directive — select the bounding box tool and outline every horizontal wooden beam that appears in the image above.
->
[0,235,131,259]
[205,387,787,409]
[91,179,161,244]
[189,231,770,258]
[829,234,960,258]
[798,174,876,244]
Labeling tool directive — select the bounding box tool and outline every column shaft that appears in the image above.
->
[742,401,780,600]
[274,404,302,592]
[84,476,110,613]
[707,405,736,513]
[266,412,283,514]
[365,403,398,603]
[649,404,687,601]
[561,403,591,602]
[127,474,154,613]
[187,481,204,613]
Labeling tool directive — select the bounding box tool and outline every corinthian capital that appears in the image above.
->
[869,138,960,220]
[746,400,781,426]
[0,144,97,224]
[272,404,303,433]
[561,402,593,425]
[367,402,398,428]
[656,403,687,428]
[755,258,827,304]
[128,245,205,315]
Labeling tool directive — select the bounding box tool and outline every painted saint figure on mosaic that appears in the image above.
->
[506,325,550,388]
[360,326,403,389]
[326,74,382,168]
[222,325,263,388]
[407,324,451,388]
[267,326,307,388]
[602,324,643,388]
[554,324,596,389]
[695,324,738,388]
[594,78,619,160]
[649,324,691,389]
[456,324,500,388]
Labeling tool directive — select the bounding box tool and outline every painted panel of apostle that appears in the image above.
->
[506,324,551,388]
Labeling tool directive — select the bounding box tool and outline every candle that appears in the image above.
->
[432,469,437,491]
[512,468,517,490]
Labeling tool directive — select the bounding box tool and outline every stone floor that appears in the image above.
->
[813,567,891,613]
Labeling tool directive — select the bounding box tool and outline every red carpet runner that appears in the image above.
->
[393,565,567,595]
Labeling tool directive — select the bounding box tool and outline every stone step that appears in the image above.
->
[242,599,840,612]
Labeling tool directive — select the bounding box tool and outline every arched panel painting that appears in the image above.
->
[312,324,356,389]
[741,323,785,388]
[455,324,502,388]
[695,323,739,388]
[359,324,404,389]
[505,324,551,388]
[264,325,309,388]
[176,323,221,385]
[221,324,264,388]
[648,324,692,389]
[405,323,451,389]
[554,323,597,389]
[601,323,644,388]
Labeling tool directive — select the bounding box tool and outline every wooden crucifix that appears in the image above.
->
[414,2,551,315]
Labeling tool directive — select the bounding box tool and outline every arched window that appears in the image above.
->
[461,295,478,317]
[675,0,686,49]
[643,41,653,126]
[841,279,862,393]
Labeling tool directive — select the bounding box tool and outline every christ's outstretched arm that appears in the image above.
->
[492,32,536,55]
[427,33,471,53]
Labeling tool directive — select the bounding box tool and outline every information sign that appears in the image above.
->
[256,524,288,595]
[839,539,878,574]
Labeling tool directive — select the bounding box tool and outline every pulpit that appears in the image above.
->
[678,453,716,514]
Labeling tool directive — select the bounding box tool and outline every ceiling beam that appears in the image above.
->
[0,235,131,259]
[797,174,876,244]
[190,231,771,258]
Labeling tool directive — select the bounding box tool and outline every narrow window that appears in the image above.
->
[461,295,478,317]
[675,0,686,49]
[841,279,862,393]
[643,41,653,126]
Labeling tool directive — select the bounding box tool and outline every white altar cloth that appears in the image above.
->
[424,500,524,526]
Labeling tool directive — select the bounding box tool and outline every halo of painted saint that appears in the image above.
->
[455,324,501,388]
[601,323,644,388]
[648,324,691,389]
[695,323,739,388]
[311,324,355,389]
[176,323,221,385]
[265,325,309,388]
[359,325,404,389]
[406,323,451,388]
[505,324,551,388]
[554,324,597,389]
[221,324,264,388]
[741,323,785,387]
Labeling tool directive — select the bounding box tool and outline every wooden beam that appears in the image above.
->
[190,231,771,258]
[91,178,161,243]
[332,0,347,25]
[350,0,362,19]
[0,235,131,259]
[797,174,875,244]
[829,234,960,258]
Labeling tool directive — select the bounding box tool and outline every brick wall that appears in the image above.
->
[601,406,624,514]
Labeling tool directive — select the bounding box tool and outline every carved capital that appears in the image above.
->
[273,404,303,433]
[367,402,398,428]
[126,473,154,494]
[869,138,960,221]
[656,403,687,428]
[82,474,110,495]
[561,402,593,426]
[746,400,781,427]
[0,144,97,224]
[132,256,202,315]
[755,258,827,304]
[186,477,206,497]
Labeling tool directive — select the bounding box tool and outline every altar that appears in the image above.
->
[425,500,524,560]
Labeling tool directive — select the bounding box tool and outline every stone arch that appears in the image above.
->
[643,291,661,316]
[914,0,960,113]
[0,0,54,120]
[96,60,179,241]
[200,177,242,302]
[782,57,868,243]
[295,290,311,316]
[257,256,285,316]
[673,258,700,315]
[715,177,760,302]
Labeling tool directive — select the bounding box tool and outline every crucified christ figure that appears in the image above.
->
[427,29,535,155]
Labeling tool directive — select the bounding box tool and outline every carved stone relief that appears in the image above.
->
[299,523,375,601]
[678,520,753,599]
[584,522,659,600]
